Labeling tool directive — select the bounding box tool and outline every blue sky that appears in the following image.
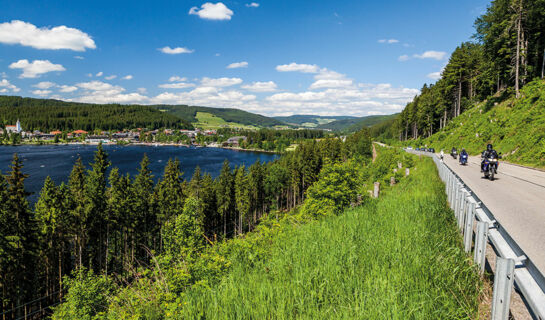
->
[0,0,490,116]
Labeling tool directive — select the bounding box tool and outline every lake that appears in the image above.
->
[0,144,279,204]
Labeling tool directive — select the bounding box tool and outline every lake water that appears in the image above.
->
[0,145,279,204]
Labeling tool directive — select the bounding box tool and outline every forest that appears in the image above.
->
[0,129,372,319]
[376,0,545,141]
[0,96,193,131]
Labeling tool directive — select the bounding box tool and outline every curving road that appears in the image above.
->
[440,153,545,274]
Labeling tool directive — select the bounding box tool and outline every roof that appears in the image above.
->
[73,130,88,134]
[50,131,62,135]
[5,125,16,128]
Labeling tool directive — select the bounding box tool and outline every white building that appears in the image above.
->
[5,120,22,134]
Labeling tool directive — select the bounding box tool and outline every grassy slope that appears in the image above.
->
[318,114,398,132]
[180,157,481,319]
[423,80,545,168]
[155,105,284,128]
[192,112,258,130]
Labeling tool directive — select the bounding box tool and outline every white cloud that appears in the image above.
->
[74,80,147,104]
[59,85,78,93]
[158,82,196,89]
[0,20,96,51]
[74,55,84,60]
[33,81,56,89]
[398,55,410,62]
[137,87,147,94]
[0,79,20,92]
[152,87,256,108]
[309,79,353,89]
[169,76,187,82]
[96,71,103,77]
[378,39,399,44]
[427,72,442,80]
[86,73,93,77]
[201,77,242,87]
[276,63,320,73]
[9,59,65,78]
[241,81,277,92]
[1,72,7,78]
[413,50,447,60]
[105,75,117,80]
[32,89,51,96]
[122,75,133,80]
[159,46,194,54]
[189,2,234,20]
[246,2,259,7]
[226,61,248,69]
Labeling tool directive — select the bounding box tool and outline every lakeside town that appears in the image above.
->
[0,119,255,148]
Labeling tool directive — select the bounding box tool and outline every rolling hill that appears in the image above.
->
[155,105,285,128]
[0,95,192,131]
[317,114,399,132]
[273,115,357,128]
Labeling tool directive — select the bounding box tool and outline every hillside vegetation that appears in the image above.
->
[192,112,258,130]
[155,105,284,128]
[0,95,192,131]
[317,114,398,132]
[178,156,482,319]
[421,80,545,168]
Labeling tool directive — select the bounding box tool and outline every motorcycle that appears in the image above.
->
[459,153,468,165]
[451,149,458,159]
[482,155,499,181]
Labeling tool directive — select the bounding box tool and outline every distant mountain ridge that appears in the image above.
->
[317,114,399,132]
[274,115,357,127]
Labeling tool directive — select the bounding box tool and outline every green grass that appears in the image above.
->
[178,158,482,319]
[192,112,258,130]
[417,79,545,168]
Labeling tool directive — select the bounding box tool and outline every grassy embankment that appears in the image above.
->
[178,156,482,319]
[417,80,545,168]
[192,112,258,130]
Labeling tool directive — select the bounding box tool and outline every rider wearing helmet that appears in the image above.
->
[460,148,468,163]
[481,144,499,172]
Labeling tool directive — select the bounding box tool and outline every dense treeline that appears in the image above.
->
[0,96,192,131]
[0,130,372,319]
[154,104,284,127]
[384,0,545,141]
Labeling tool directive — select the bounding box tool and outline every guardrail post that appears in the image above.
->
[464,202,475,253]
[373,182,380,198]
[474,221,489,274]
[491,257,515,320]
[458,191,467,232]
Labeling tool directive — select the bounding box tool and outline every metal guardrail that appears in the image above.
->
[409,150,545,320]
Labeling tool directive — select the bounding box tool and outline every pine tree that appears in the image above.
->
[216,160,234,238]
[133,154,155,256]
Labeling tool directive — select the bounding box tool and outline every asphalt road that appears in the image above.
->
[440,153,545,274]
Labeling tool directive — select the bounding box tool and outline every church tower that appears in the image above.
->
[15,119,21,133]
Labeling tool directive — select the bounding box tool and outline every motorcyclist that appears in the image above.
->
[481,144,499,172]
[460,148,468,160]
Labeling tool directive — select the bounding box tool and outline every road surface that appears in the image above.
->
[440,153,545,274]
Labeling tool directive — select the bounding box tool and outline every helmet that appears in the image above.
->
[462,148,466,152]
[487,144,493,151]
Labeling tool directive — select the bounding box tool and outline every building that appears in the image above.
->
[50,130,62,135]
[85,135,110,144]
[72,130,88,137]
[5,119,22,134]
[225,136,247,146]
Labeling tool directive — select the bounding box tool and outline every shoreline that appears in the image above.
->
[0,141,282,154]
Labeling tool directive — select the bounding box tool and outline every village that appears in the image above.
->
[0,119,249,147]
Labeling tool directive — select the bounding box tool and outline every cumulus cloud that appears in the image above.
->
[32,89,51,96]
[241,81,277,92]
[74,80,147,104]
[152,87,256,108]
[158,82,196,89]
[74,55,84,60]
[96,71,103,77]
[276,63,320,73]
[169,76,187,82]
[33,81,56,89]
[189,2,234,20]
[378,39,399,44]
[122,75,133,80]
[398,55,410,62]
[0,20,96,51]
[246,2,259,7]
[226,61,248,69]
[105,75,117,80]
[413,50,447,60]
[159,46,194,54]
[201,77,242,87]
[427,71,442,80]
[9,59,65,78]
[59,85,78,93]
[0,79,20,92]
